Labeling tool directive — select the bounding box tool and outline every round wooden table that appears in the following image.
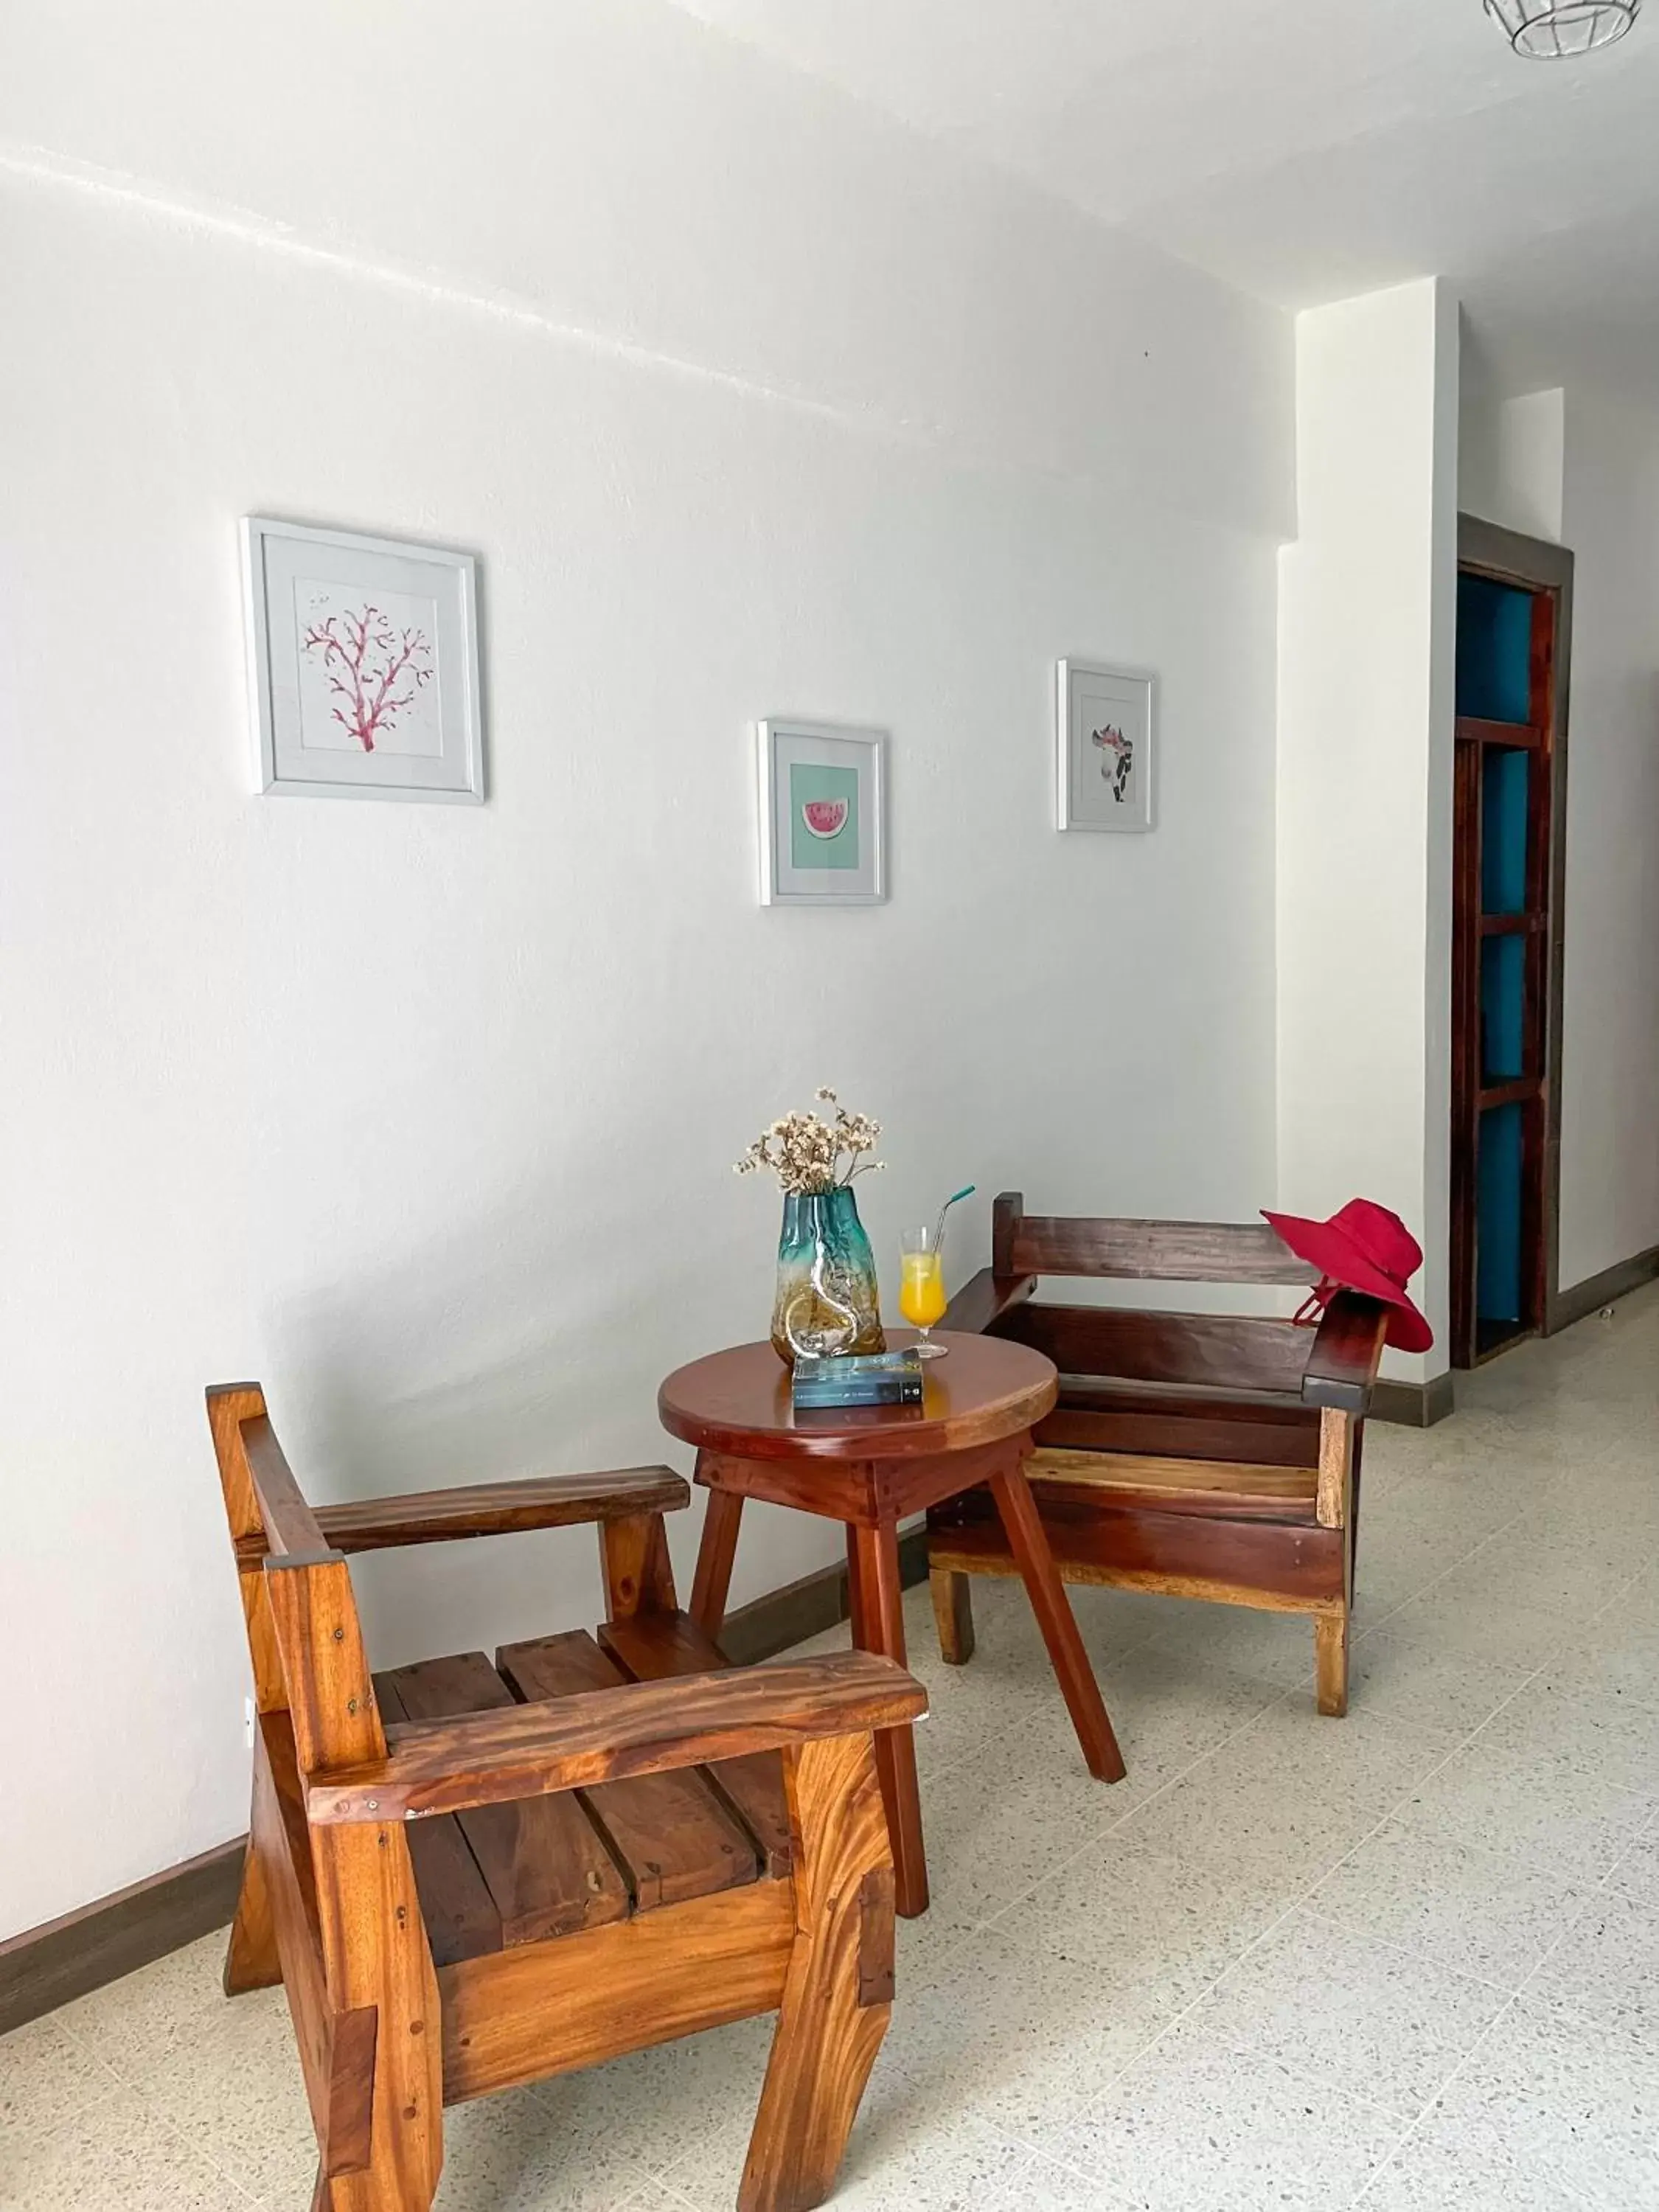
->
[658,1331,1125,1917]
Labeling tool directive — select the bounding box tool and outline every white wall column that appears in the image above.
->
[1277,278,1460,1384]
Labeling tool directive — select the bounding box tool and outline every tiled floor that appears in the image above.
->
[6,1295,1659,2208]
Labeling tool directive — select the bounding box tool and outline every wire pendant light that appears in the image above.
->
[1484,0,1641,54]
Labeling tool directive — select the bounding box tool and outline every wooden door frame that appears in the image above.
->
[1452,515,1573,1360]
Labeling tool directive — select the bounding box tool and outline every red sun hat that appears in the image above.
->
[1261,1197,1433,1354]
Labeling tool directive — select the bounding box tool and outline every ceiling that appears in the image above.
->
[669,0,1659,403]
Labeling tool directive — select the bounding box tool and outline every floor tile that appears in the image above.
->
[1105,1756,1384,1893]
[1472,1675,1659,1801]
[1381,1576,1576,1668]
[56,1933,226,2066]
[0,2093,249,2211]
[1176,1906,1510,2117]
[992,1826,1302,2013]
[877,1924,1178,2146]
[1399,1734,1651,1887]
[94,1975,315,2205]
[1133,1598,1321,1690]
[528,2013,777,2180]
[1056,1580,1177,1668]
[1446,1517,1649,1615]
[1086,1644,1286,1795]
[908,1649,1082,1782]
[1617,1562,1659,1620]
[981,2149,1117,2210]
[1526,1888,1659,2038]
[908,1715,1133,1925]
[820,2114,1035,2212]
[903,1574,1173,1784]
[437,2081,658,2212]
[1536,1461,1659,1537]
[1037,2023,1404,2211]
[1400,1994,1659,2205]
[1342,1628,1534,1736]
[905,1639,1265,1926]
[661,2103,1030,2212]
[1309,1815,1597,1988]
[1185,1697,1463,1816]
[1605,1822,1659,1902]
[1352,1498,1522,1618]
[0,2013,121,2147]
[1358,2126,1610,2211]
[1540,1613,1659,1716]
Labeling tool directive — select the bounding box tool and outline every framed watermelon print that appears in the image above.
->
[756,718,887,905]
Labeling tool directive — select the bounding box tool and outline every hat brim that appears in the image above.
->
[1262,1209,1435,1354]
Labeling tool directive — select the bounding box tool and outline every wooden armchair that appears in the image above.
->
[208,1382,925,2212]
[927,1197,1389,1717]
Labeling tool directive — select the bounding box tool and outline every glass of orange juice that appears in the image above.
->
[899,1226,949,1358]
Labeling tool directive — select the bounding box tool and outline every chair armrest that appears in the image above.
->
[943,1267,1037,1337]
[308,1651,927,1824]
[236,1467,689,1563]
[1300,1293,1389,1414]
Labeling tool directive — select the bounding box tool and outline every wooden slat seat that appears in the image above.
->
[375,1652,630,1962]
[372,1672,504,1966]
[599,1610,793,1877]
[496,1631,761,1911]
[375,1634,784,1963]
[1026,1448,1320,1523]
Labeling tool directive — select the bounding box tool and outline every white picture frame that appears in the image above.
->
[1056,660,1154,832]
[242,517,484,803]
[756,718,887,905]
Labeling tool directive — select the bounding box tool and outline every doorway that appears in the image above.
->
[1450,516,1573,1368]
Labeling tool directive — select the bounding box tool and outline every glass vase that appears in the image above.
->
[771,1185,886,1366]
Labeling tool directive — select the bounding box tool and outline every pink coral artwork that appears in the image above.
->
[246,516,482,801]
[302,602,435,752]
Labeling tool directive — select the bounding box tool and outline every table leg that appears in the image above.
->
[846,1522,929,1918]
[690,1485,744,1639]
[990,1465,1127,1784]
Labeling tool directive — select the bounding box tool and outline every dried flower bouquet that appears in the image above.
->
[734,1087,886,1198]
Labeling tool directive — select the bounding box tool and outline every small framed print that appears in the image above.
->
[1057,660,1154,832]
[242,518,484,802]
[756,718,887,905]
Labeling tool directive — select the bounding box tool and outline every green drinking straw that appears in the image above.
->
[933,1185,975,1251]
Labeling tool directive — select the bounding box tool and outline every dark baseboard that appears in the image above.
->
[0,1530,933,2035]
[0,1837,246,2039]
[1371,1371,1456,1429]
[1552,1245,1659,1333]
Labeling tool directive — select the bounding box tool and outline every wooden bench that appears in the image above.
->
[209,1382,925,2211]
[926,1197,1389,1715]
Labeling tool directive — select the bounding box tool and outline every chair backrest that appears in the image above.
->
[992,1192,1318,1288]
[987,1194,1326,1408]
[207,1382,386,1776]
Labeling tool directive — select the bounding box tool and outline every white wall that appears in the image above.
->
[1557,397,1659,1286]
[1276,280,1460,1384]
[0,4,1292,1935]
[1458,381,1565,546]
[1457,375,1659,1292]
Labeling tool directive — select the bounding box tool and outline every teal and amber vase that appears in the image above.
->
[771,1185,886,1366]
